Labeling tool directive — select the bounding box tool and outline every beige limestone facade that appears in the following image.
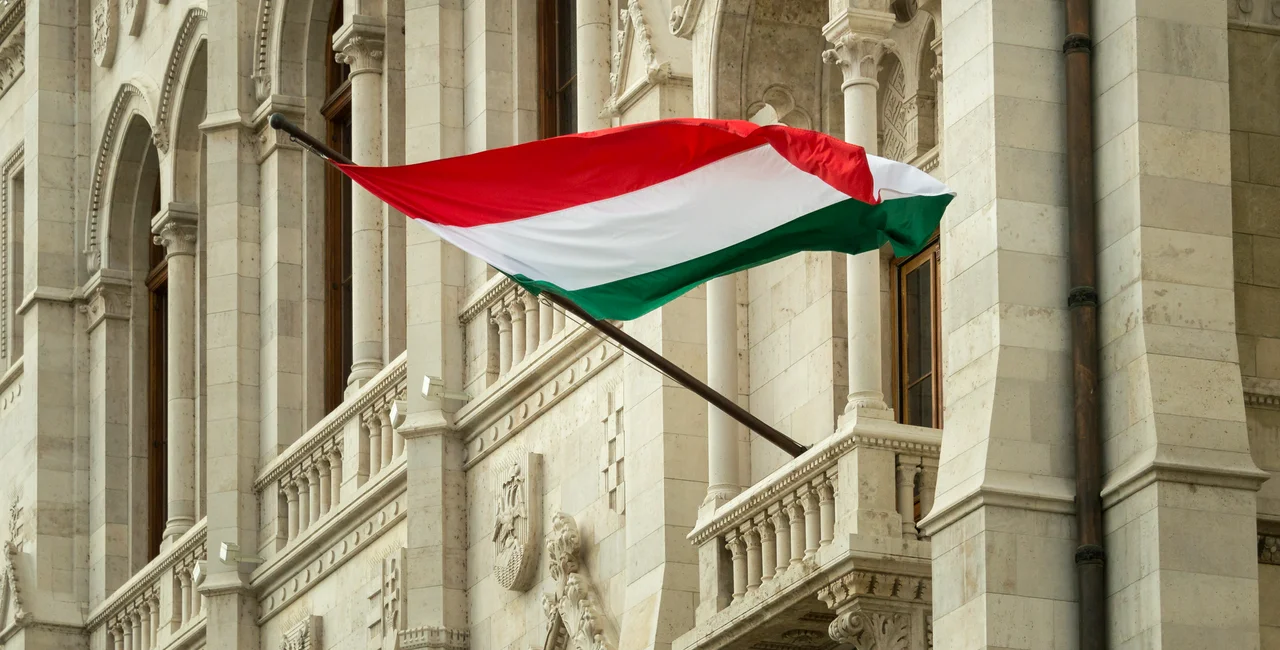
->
[0,0,1277,649]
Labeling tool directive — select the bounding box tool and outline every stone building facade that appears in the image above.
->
[0,0,1276,648]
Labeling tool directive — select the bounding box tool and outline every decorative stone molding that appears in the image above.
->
[1245,377,1280,410]
[251,95,306,162]
[0,494,28,633]
[123,0,145,37]
[86,83,154,270]
[152,206,200,258]
[400,626,469,650]
[746,86,813,130]
[281,616,321,650]
[333,21,385,76]
[84,269,133,332]
[1229,0,1280,24]
[1260,534,1280,565]
[603,0,673,117]
[823,33,897,88]
[541,514,615,650]
[828,610,910,649]
[369,546,405,642]
[92,0,118,67]
[879,61,912,162]
[85,520,207,629]
[0,144,20,365]
[492,446,541,591]
[154,8,208,153]
[251,0,275,100]
[0,3,25,99]
[0,360,20,413]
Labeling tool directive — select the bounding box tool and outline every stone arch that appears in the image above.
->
[87,82,158,273]
[256,0,335,102]
[169,41,207,205]
[154,7,208,157]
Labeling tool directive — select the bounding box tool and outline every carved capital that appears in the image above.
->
[823,33,897,89]
[829,608,910,649]
[84,270,133,332]
[333,20,385,76]
[151,204,199,257]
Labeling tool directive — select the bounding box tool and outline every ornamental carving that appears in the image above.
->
[879,61,911,163]
[828,610,909,649]
[152,215,199,257]
[667,0,702,38]
[154,8,208,154]
[0,3,25,100]
[281,615,321,650]
[400,626,470,650]
[541,514,615,650]
[122,0,144,37]
[603,0,671,117]
[1260,534,1280,565]
[822,34,897,88]
[492,446,541,591]
[92,0,118,68]
[0,493,29,632]
[335,33,384,76]
[85,272,133,332]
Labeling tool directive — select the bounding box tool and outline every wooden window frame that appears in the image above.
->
[322,0,354,412]
[892,236,942,429]
[537,0,576,138]
[145,182,168,561]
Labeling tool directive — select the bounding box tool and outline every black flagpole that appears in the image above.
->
[269,113,809,458]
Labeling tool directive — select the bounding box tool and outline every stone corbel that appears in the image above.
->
[152,203,200,258]
[333,17,386,77]
[817,570,931,650]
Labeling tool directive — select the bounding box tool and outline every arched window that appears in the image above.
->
[538,0,576,137]
[894,236,941,428]
[145,177,168,560]
[323,0,353,411]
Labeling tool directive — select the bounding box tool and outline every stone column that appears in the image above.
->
[154,206,200,543]
[576,0,611,131]
[703,275,740,509]
[335,18,386,388]
[823,13,896,420]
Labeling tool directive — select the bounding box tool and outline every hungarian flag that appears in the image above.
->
[337,118,954,320]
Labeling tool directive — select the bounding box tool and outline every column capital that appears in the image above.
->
[83,268,133,331]
[822,28,897,89]
[333,18,385,76]
[151,203,199,257]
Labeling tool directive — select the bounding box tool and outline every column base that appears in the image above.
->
[162,517,196,546]
[698,488,742,522]
[346,359,384,394]
[837,402,894,431]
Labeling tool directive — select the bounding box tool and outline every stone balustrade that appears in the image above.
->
[460,276,568,397]
[682,418,939,649]
[88,521,207,650]
[255,353,407,551]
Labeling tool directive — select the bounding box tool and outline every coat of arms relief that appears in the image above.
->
[493,445,542,592]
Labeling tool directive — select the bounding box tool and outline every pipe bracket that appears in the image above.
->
[1068,286,1098,309]
[1075,544,1107,565]
[1063,33,1093,54]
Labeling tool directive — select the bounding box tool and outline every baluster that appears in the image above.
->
[897,455,921,539]
[139,604,151,650]
[726,533,747,602]
[538,297,554,346]
[379,408,394,469]
[920,457,938,522]
[328,449,343,508]
[553,304,566,334]
[802,490,820,558]
[787,499,805,567]
[744,525,762,592]
[522,293,540,355]
[308,465,322,524]
[493,309,513,375]
[178,572,192,625]
[758,516,776,583]
[771,506,791,575]
[284,481,299,541]
[367,412,383,476]
[509,301,526,366]
[818,477,836,546]
[149,595,160,647]
[296,475,311,532]
[112,623,125,650]
[318,457,332,515]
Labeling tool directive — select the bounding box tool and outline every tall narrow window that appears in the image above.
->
[538,0,576,138]
[894,238,941,428]
[146,179,168,560]
[323,0,354,411]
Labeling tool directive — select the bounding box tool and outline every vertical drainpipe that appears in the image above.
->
[1063,0,1106,648]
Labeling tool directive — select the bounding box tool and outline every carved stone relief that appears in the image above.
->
[878,60,911,162]
[92,0,118,68]
[492,445,541,591]
[368,546,406,647]
[0,1,26,101]
[817,570,930,650]
[281,615,321,650]
[0,493,29,633]
[541,514,615,650]
[603,0,671,117]
[746,86,813,130]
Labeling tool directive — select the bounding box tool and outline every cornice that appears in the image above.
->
[86,520,208,630]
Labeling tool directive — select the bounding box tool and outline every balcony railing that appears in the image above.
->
[460,275,569,397]
[680,418,940,650]
[254,353,408,553]
[87,521,208,650]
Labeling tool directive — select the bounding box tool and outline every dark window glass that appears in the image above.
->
[539,0,577,138]
[323,0,354,411]
[895,239,942,429]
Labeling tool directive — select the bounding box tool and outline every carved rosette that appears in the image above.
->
[335,33,385,76]
[122,0,144,37]
[541,514,615,650]
[822,33,897,89]
[492,446,541,591]
[92,0,118,68]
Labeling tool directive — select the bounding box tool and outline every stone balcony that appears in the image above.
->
[676,415,941,650]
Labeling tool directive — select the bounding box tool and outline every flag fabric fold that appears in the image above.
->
[336,118,955,320]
